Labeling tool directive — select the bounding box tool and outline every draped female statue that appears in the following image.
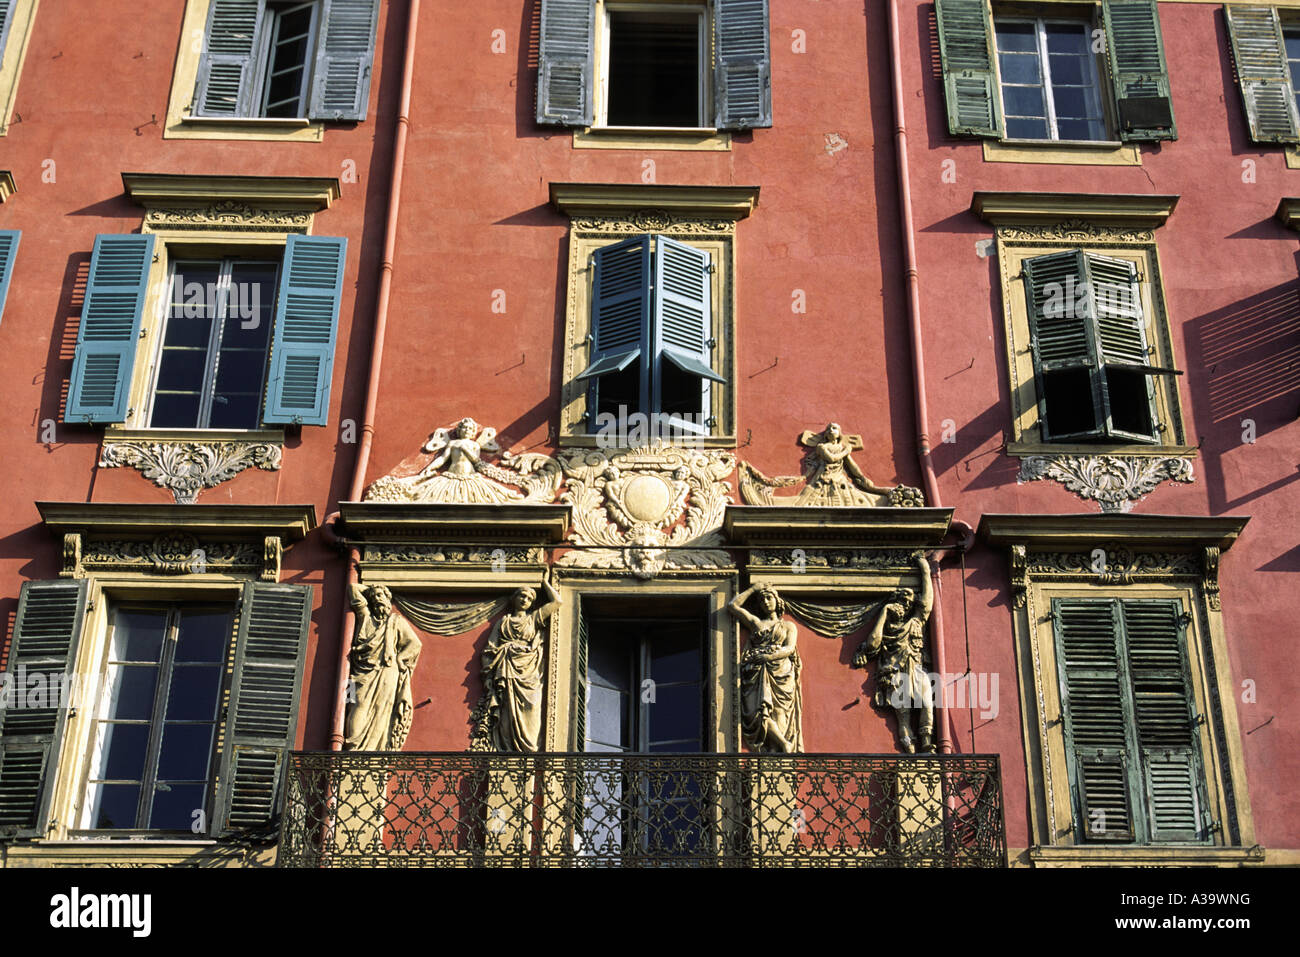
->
[728,583,803,753]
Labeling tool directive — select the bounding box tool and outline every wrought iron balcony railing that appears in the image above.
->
[277,751,1006,868]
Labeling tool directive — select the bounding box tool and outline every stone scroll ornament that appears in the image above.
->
[468,578,562,753]
[364,417,562,504]
[739,423,924,507]
[728,584,803,753]
[345,584,423,752]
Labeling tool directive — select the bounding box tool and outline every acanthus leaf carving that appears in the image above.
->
[996,220,1154,244]
[1018,454,1193,512]
[144,201,312,232]
[99,440,282,505]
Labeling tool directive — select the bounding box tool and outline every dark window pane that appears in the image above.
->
[1052,86,1088,119]
[607,12,700,126]
[649,629,702,685]
[207,391,262,429]
[646,682,702,746]
[995,21,1038,52]
[149,783,208,831]
[1004,85,1047,117]
[214,348,268,394]
[1105,368,1155,438]
[105,665,159,721]
[999,52,1041,85]
[155,348,209,391]
[150,392,203,429]
[113,611,167,663]
[1042,368,1098,437]
[157,724,217,781]
[1056,119,1105,141]
[93,784,141,829]
[1045,22,1089,54]
[162,314,214,348]
[1049,54,1086,86]
[165,666,222,720]
[1006,117,1050,139]
[589,635,631,691]
[176,611,231,662]
[660,359,705,418]
[595,363,641,420]
[96,723,150,781]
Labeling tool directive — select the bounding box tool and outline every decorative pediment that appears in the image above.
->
[1017,454,1194,513]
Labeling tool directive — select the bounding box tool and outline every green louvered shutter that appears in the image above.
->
[1103,0,1176,141]
[1023,250,1104,441]
[579,235,653,416]
[0,230,18,324]
[65,233,155,424]
[0,580,89,839]
[1225,5,1300,142]
[1123,601,1207,842]
[0,1,14,70]
[935,0,1002,137]
[1054,599,1138,843]
[263,234,346,426]
[309,0,379,121]
[536,0,595,126]
[653,236,722,435]
[1087,253,1162,442]
[714,0,772,130]
[574,611,589,749]
[194,0,265,117]
[212,582,311,836]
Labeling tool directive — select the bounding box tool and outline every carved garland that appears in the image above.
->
[62,532,276,580]
[99,440,283,505]
[143,201,312,233]
[1008,546,1216,609]
[1018,454,1194,513]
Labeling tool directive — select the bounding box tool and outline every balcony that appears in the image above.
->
[277,752,1006,867]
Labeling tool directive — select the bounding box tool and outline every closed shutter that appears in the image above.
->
[65,233,155,424]
[578,235,653,413]
[935,0,1002,137]
[653,236,722,435]
[713,0,772,130]
[212,582,311,836]
[1103,0,1176,141]
[194,0,266,117]
[0,229,18,324]
[0,580,89,839]
[263,234,347,426]
[1123,601,1205,842]
[1225,5,1300,142]
[309,0,379,121]
[536,0,595,126]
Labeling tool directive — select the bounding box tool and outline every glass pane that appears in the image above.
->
[588,632,631,691]
[91,784,140,829]
[169,263,221,319]
[646,682,702,747]
[155,348,209,391]
[1045,22,1089,55]
[649,629,701,685]
[112,611,167,663]
[995,20,1038,52]
[1056,118,1106,141]
[999,52,1041,85]
[1004,85,1047,117]
[1006,116,1050,139]
[94,723,150,781]
[213,348,268,394]
[149,783,207,831]
[1052,86,1088,119]
[104,665,159,721]
[156,724,217,781]
[221,265,276,348]
[165,666,222,720]
[586,685,628,750]
[176,611,231,662]
[150,392,203,429]
[1049,54,1085,86]
[207,392,261,429]
[162,314,214,349]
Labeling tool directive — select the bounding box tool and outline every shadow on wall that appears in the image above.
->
[1182,278,1300,513]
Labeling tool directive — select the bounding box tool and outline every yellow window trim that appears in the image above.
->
[983,140,1142,166]
[0,170,14,201]
[0,0,38,138]
[165,0,325,142]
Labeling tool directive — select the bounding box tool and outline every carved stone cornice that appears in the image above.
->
[99,439,282,504]
[122,173,340,210]
[38,502,316,540]
[725,507,952,547]
[970,191,1178,229]
[557,445,736,579]
[1018,453,1194,512]
[550,183,760,224]
[339,503,571,544]
[979,513,1249,551]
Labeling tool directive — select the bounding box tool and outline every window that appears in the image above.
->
[65,231,347,430]
[0,0,37,138]
[82,603,233,832]
[935,0,1175,144]
[579,234,725,439]
[1225,5,1300,144]
[537,0,772,132]
[0,228,17,326]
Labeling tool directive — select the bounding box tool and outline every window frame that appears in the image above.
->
[0,0,37,139]
[596,1,711,132]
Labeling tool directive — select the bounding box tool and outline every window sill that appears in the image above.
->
[1285,146,1300,170]
[575,127,731,151]
[103,427,287,445]
[1027,844,1265,867]
[984,139,1141,166]
[1006,442,1196,458]
[165,114,324,143]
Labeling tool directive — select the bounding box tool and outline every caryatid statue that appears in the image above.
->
[728,583,803,753]
[345,583,423,751]
[852,551,936,754]
[474,577,561,753]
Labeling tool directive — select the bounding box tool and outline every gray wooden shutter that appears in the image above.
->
[0,580,89,839]
[1023,250,1104,441]
[536,0,595,126]
[1103,0,1176,141]
[1122,601,1206,842]
[0,0,14,70]
[263,234,347,426]
[1054,599,1138,843]
[579,235,653,414]
[194,0,265,117]
[653,236,723,431]
[308,0,379,121]
[65,233,155,425]
[0,229,18,325]
[713,0,772,130]
[935,0,1002,137]
[1225,5,1300,143]
[212,582,311,836]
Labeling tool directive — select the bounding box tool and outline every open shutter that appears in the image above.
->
[1103,0,1176,141]
[1123,601,1206,842]
[194,0,265,117]
[0,580,89,839]
[1084,253,1163,442]
[536,0,595,126]
[0,1,14,69]
[1226,5,1300,142]
[65,233,155,424]
[935,0,1002,137]
[579,235,652,416]
[713,0,772,130]
[308,0,379,121]
[574,611,589,749]
[263,234,346,426]
[653,236,722,435]
[1054,599,1138,843]
[212,582,311,836]
[0,229,18,324]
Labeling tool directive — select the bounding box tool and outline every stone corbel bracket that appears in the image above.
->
[1018,454,1194,513]
[99,438,283,505]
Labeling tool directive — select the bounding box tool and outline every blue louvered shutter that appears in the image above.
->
[309,0,379,121]
[653,236,722,435]
[0,1,14,70]
[194,0,265,117]
[1225,5,1300,143]
[1103,0,1176,141]
[579,235,652,413]
[263,234,346,426]
[65,234,155,424]
[0,580,89,839]
[713,0,772,129]
[536,0,595,125]
[0,230,18,325]
[935,0,1002,137]
[212,582,311,836]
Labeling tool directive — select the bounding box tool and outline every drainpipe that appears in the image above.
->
[887,0,958,753]
[328,0,419,751]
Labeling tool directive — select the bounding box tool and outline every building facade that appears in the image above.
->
[0,0,1293,868]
